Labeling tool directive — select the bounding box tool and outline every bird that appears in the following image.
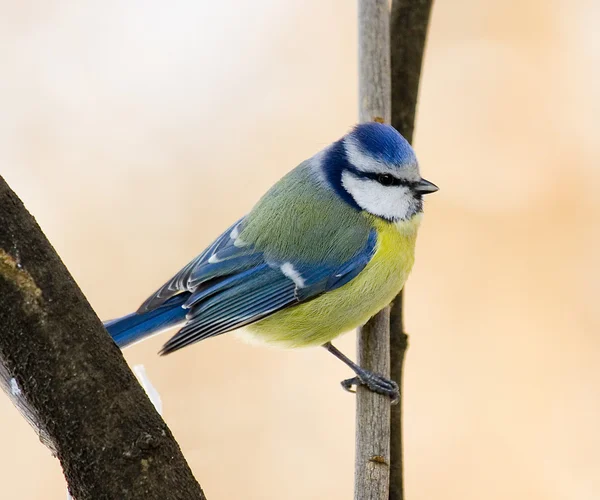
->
[104,122,437,401]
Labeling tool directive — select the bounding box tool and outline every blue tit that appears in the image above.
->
[104,122,438,400]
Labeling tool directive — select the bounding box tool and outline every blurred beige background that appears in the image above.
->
[1,1,599,499]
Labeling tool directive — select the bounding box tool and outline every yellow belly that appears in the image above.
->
[243,214,421,348]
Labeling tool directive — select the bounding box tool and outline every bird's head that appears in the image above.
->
[320,122,438,221]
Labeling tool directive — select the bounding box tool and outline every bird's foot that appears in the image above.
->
[341,369,399,404]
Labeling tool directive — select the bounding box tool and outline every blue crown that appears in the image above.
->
[351,122,416,166]
[320,123,416,212]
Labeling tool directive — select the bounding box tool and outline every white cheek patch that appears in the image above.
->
[344,137,420,182]
[341,171,415,221]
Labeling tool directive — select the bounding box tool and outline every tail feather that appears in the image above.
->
[105,294,189,348]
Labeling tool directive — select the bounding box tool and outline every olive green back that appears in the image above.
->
[240,161,371,264]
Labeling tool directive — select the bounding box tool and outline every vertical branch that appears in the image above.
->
[388,300,409,500]
[389,2,434,500]
[390,0,433,144]
[356,2,392,500]
[358,0,392,125]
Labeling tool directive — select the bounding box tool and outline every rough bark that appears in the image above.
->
[389,2,434,500]
[356,1,392,499]
[0,176,206,500]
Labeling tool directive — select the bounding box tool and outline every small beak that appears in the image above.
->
[414,178,439,195]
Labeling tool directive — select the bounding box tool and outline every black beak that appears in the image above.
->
[413,178,439,195]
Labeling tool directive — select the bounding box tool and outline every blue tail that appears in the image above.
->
[104,294,189,348]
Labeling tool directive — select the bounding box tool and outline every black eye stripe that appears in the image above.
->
[351,169,413,188]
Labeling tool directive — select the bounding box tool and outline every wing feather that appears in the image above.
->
[137,218,245,313]
[158,230,377,355]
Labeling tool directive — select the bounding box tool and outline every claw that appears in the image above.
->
[341,377,359,393]
[323,343,399,404]
[340,371,399,404]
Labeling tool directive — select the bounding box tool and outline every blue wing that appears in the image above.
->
[108,217,377,354]
[137,217,247,313]
[150,217,377,355]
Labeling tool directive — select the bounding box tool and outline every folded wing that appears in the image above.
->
[141,218,377,355]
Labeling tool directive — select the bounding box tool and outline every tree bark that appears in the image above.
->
[356,2,392,500]
[389,2,434,500]
[0,176,206,500]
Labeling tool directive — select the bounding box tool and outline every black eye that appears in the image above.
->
[377,174,395,186]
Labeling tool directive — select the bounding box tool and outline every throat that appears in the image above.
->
[393,213,423,236]
[364,212,422,239]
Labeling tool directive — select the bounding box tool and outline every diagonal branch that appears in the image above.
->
[0,176,206,500]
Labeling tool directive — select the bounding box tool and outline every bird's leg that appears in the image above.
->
[322,342,399,404]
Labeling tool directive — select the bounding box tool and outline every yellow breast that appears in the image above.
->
[242,214,422,348]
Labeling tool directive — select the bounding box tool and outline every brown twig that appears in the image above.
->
[389,2,434,500]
